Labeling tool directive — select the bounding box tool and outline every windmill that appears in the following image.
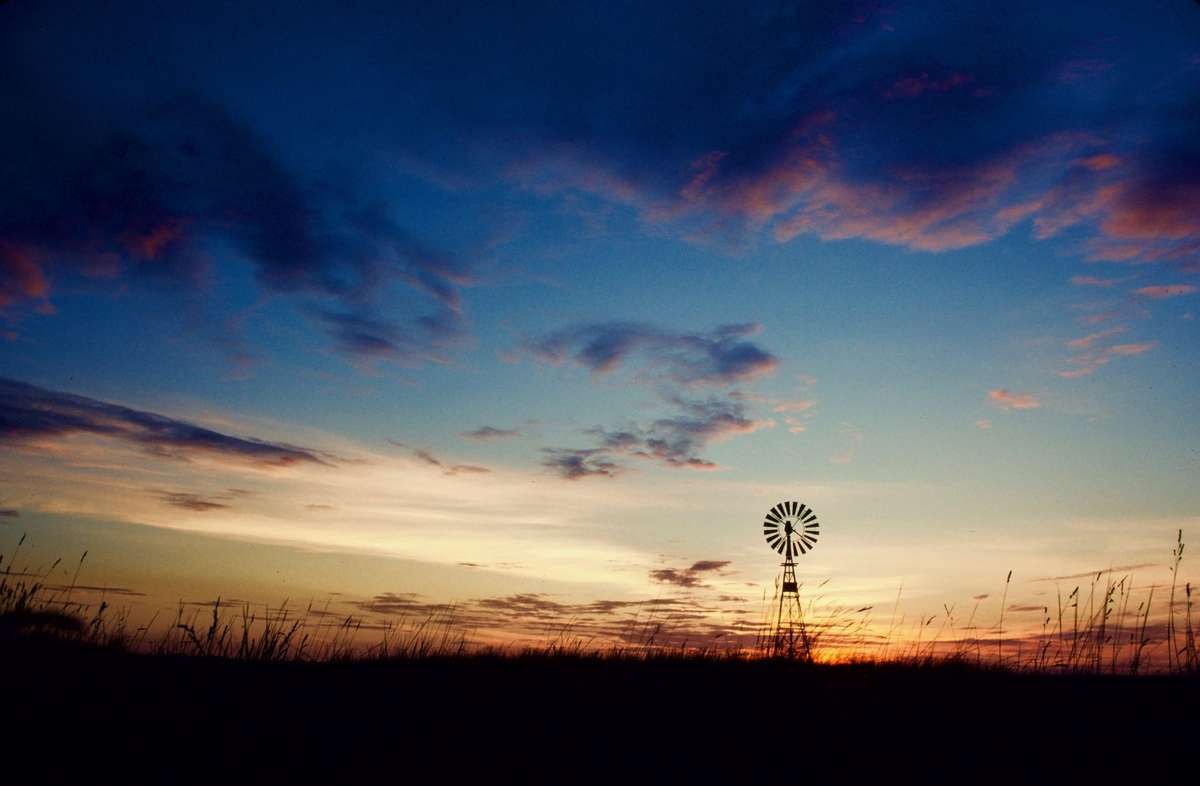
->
[762,501,820,659]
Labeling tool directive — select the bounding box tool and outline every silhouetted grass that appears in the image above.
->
[3,531,1198,674]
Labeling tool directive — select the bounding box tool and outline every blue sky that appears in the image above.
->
[2,1,1198,648]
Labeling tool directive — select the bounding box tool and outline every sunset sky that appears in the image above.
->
[2,1,1198,648]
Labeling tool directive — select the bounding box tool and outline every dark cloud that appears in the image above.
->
[540,448,621,480]
[40,584,146,597]
[0,508,18,518]
[689,560,731,573]
[545,395,773,479]
[348,589,743,648]
[388,440,491,476]
[526,322,778,387]
[316,306,466,365]
[1033,563,1159,583]
[0,91,472,365]
[0,376,328,468]
[460,426,521,442]
[5,2,1199,286]
[157,492,230,513]
[650,560,732,588]
[649,568,705,588]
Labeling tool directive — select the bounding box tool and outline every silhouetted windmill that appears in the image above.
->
[762,501,820,659]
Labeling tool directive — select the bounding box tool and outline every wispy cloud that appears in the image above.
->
[987,389,1041,410]
[460,426,522,442]
[0,97,474,368]
[1134,284,1198,299]
[830,422,863,464]
[157,492,231,513]
[388,440,491,476]
[1066,326,1127,349]
[0,377,329,468]
[650,559,732,588]
[1059,340,1157,378]
[545,396,774,479]
[540,448,622,480]
[1070,275,1126,288]
[525,322,778,387]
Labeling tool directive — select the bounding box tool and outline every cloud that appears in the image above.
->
[388,440,491,476]
[883,71,975,101]
[541,448,621,480]
[975,419,992,429]
[1033,563,1158,583]
[987,389,1041,410]
[460,426,521,442]
[1066,326,1127,349]
[157,492,231,513]
[0,96,472,366]
[650,559,730,588]
[0,508,18,518]
[830,422,863,464]
[1134,285,1198,299]
[546,396,774,479]
[649,568,706,588]
[0,377,328,468]
[1070,275,1125,288]
[772,399,817,414]
[525,322,778,387]
[1058,340,1157,379]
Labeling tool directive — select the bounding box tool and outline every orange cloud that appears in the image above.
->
[1134,284,1198,299]
[987,389,1041,410]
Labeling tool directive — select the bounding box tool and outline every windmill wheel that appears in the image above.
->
[763,501,819,557]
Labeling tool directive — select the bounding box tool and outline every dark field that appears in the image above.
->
[7,636,1197,785]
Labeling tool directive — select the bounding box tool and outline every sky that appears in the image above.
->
[1,1,1198,652]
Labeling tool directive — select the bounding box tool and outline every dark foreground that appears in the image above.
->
[7,639,1197,784]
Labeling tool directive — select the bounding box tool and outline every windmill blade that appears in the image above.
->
[761,501,823,557]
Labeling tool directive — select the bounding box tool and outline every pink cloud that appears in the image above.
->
[1058,340,1156,378]
[0,243,50,305]
[772,399,817,413]
[1077,153,1121,172]
[988,389,1041,410]
[883,71,974,100]
[1070,275,1124,288]
[1106,342,1156,356]
[1079,309,1122,326]
[975,419,992,429]
[1135,284,1198,299]
[1066,326,1127,349]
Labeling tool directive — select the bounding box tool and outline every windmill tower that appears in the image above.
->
[761,501,820,659]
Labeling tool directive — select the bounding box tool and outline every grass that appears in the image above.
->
[3,531,1198,674]
[4,533,1198,784]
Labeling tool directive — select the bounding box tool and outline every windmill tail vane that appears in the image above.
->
[760,501,821,660]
